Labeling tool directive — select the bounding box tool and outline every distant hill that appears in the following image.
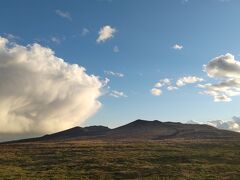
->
[4,119,240,143]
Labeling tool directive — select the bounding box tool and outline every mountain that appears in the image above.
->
[4,120,240,143]
[106,120,240,140]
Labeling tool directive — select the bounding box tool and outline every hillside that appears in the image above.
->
[4,119,240,143]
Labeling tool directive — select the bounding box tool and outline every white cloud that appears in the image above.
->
[167,86,178,91]
[161,78,171,85]
[151,78,174,95]
[154,82,163,88]
[151,76,202,96]
[198,79,240,102]
[185,117,240,132]
[176,76,204,87]
[154,78,171,87]
[113,45,119,53]
[0,36,103,135]
[208,116,240,132]
[172,44,183,50]
[204,53,240,79]
[104,70,124,78]
[55,10,72,21]
[150,88,162,96]
[97,25,116,43]
[110,90,127,98]
[199,53,240,102]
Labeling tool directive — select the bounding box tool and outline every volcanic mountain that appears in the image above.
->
[4,120,240,143]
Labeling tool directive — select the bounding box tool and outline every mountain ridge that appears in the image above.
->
[3,119,240,143]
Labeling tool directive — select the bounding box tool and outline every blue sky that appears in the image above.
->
[1,0,240,129]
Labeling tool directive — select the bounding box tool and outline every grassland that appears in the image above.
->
[0,139,240,179]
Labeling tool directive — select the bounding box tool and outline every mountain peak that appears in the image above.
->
[3,119,240,144]
[130,119,161,124]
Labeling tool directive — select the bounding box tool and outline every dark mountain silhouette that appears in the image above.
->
[4,120,240,143]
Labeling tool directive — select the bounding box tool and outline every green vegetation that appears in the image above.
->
[0,140,240,179]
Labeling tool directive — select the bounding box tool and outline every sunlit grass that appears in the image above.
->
[0,140,240,179]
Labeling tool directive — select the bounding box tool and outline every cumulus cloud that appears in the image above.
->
[154,78,171,88]
[176,76,203,87]
[204,53,240,79]
[97,25,116,43]
[55,10,72,21]
[199,53,240,102]
[208,116,240,132]
[104,70,124,78]
[110,90,127,98]
[152,78,177,96]
[151,76,202,96]
[198,79,240,102]
[0,37,103,135]
[151,79,174,96]
[172,44,183,50]
[150,88,162,96]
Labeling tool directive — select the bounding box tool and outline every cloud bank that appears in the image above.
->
[207,116,240,132]
[0,37,103,135]
[185,117,240,132]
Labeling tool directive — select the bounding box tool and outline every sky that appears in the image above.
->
[1,0,240,140]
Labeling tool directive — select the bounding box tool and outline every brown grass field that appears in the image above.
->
[0,139,240,179]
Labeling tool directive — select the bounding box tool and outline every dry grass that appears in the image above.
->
[0,139,240,179]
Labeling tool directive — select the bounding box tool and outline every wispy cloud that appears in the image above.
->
[97,25,116,43]
[172,44,183,50]
[110,90,127,98]
[219,0,231,2]
[55,10,72,21]
[113,45,119,53]
[2,33,20,41]
[81,28,90,36]
[50,36,64,44]
[181,0,189,4]
[104,70,124,78]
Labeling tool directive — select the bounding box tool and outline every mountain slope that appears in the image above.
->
[105,120,240,140]
[3,120,240,143]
